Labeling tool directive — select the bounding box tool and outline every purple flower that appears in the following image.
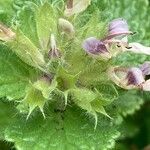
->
[126,67,145,86]
[108,66,145,90]
[140,62,150,76]
[82,37,109,57]
[107,18,132,40]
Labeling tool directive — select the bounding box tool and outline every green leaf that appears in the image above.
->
[91,99,111,119]
[76,11,107,39]
[23,85,47,118]
[71,88,97,103]
[8,30,46,70]
[94,83,118,106]
[79,60,109,85]
[118,91,144,116]
[18,77,57,117]
[0,100,17,139]
[0,0,14,25]
[36,2,57,52]
[56,67,78,91]
[112,90,144,117]
[15,3,39,46]
[70,88,111,124]
[64,42,90,74]
[118,119,139,140]
[0,45,38,100]
[33,78,57,99]
[4,104,120,150]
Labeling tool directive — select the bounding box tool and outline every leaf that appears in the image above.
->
[0,100,17,139]
[64,41,90,74]
[0,44,38,100]
[94,83,118,106]
[36,2,57,52]
[17,77,58,117]
[8,30,46,70]
[70,88,111,124]
[56,67,78,91]
[33,78,57,99]
[14,3,39,46]
[79,60,110,85]
[118,119,139,140]
[0,0,14,25]
[112,90,144,117]
[23,85,47,118]
[91,99,111,119]
[76,11,107,39]
[71,88,97,103]
[4,103,120,150]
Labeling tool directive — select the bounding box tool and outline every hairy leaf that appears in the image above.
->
[4,103,120,150]
[0,45,39,100]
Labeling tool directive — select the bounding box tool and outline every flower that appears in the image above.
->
[82,18,133,58]
[126,67,145,86]
[107,18,133,40]
[82,37,110,59]
[108,62,150,91]
[140,62,150,76]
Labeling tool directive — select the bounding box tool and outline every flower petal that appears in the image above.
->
[82,37,110,58]
[126,42,150,55]
[107,18,132,40]
[108,66,145,90]
[140,62,150,76]
[126,67,145,86]
[142,79,150,91]
[108,67,131,89]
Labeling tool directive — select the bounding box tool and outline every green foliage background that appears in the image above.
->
[0,0,150,150]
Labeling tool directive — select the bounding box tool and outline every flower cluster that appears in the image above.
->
[82,18,150,91]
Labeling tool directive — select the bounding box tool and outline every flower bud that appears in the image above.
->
[82,37,110,59]
[64,0,91,17]
[140,62,150,76]
[0,23,15,41]
[58,18,75,37]
[49,34,60,58]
